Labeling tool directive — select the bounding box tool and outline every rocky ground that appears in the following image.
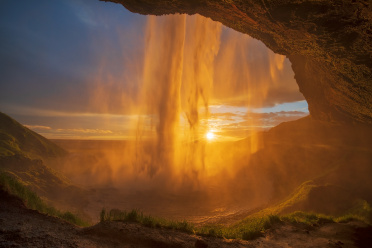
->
[1,189,371,248]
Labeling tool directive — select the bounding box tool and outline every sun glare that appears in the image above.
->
[206,131,215,141]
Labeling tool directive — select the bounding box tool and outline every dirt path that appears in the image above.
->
[1,189,370,248]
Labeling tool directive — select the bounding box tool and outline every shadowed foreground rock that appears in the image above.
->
[1,188,371,248]
[105,0,372,124]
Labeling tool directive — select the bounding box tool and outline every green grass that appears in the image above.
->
[100,205,372,241]
[0,131,23,157]
[334,199,372,224]
[281,205,372,226]
[0,112,66,158]
[3,163,369,240]
[100,208,283,240]
[0,171,89,227]
[195,214,281,240]
[278,200,372,226]
[281,211,334,225]
[100,208,195,234]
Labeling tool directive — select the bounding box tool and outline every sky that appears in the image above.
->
[0,0,308,140]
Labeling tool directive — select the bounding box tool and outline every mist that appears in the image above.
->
[44,14,303,221]
[1,8,367,229]
[84,14,270,187]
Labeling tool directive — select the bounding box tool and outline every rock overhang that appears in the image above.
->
[105,0,372,124]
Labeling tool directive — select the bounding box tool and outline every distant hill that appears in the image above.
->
[0,112,88,218]
[0,112,66,158]
[231,116,372,219]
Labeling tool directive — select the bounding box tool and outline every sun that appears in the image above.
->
[206,131,215,141]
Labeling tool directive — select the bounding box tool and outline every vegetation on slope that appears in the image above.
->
[1,112,370,243]
[0,112,85,210]
[0,171,88,227]
[100,206,371,241]
[95,117,372,240]
[0,112,66,158]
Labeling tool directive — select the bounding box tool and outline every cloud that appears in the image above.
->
[56,128,113,134]
[204,110,308,132]
[23,124,115,139]
[23,125,120,140]
[237,111,308,128]
[24,124,52,130]
[209,112,240,121]
[67,0,100,27]
[23,123,113,136]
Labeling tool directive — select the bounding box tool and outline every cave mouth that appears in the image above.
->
[0,0,316,222]
[112,0,372,125]
[2,0,372,226]
[58,11,312,222]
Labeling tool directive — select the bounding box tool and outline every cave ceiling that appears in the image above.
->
[105,0,372,124]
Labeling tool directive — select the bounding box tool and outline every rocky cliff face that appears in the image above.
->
[106,0,372,124]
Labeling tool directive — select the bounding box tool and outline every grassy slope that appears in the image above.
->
[0,171,88,226]
[0,112,88,219]
[0,112,70,190]
[1,112,371,238]
[234,116,372,216]
[269,117,372,217]
[0,112,66,158]
[100,133,372,242]
[99,207,371,241]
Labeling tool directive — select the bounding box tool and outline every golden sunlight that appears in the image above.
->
[206,131,215,140]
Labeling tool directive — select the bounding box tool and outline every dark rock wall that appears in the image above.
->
[105,0,372,124]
